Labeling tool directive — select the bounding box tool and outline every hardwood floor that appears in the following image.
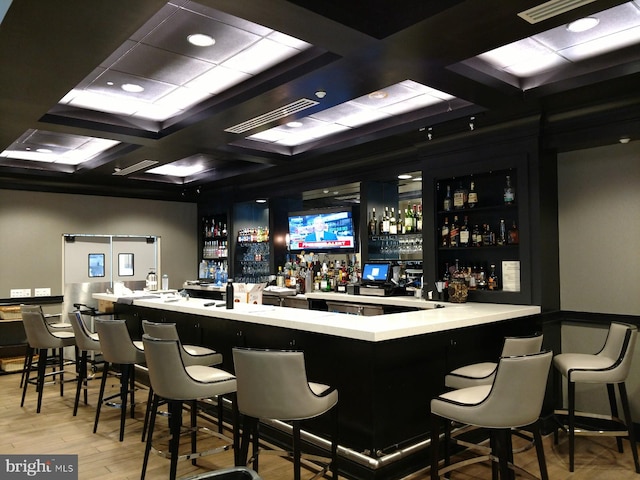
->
[1,368,639,479]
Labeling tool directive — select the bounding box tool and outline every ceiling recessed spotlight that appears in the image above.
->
[287,121,303,128]
[315,89,326,99]
[566,17,599,33]
[36,148,52,153]
[368,90,388,100]
[188,33,215,47]
[413,177,422,182]
[106,81,114,86]
[619,136,631,144]
[121,83,144,93]
[255,198,267,203]
[398,174,412,180]
[323,189,329,194]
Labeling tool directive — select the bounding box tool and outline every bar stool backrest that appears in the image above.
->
[501,332,543,357]
[95,319,144,365]
[142,320,179,341]
[232,347,337,421]
[69,311,100,352]
[20,305,59,349]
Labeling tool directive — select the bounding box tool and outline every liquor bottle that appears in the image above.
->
[441,217,450,247]
[369,208,377,235]
[504,175,515,205]
[459,215,470,247]
[508,220,519,245]
[453,180,468,209]
[276,266,285,287]
[468,264,477,290]
[443,185,452,211]
[467,180,478,208]
[389,207,397,235]
[404,206,413,233]
[477,265,487,289]
[442,262,451,288]
[416,204,423,232]
[482,223,493,246]
[488,264,500,290]
[449,215,460,247]
[498,219,507,246]
[381,207,390,234]
[472,224,482,247]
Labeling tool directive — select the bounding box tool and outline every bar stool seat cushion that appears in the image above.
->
[186,365,236,384]
[554,352,623,383]
[445,362,497,389]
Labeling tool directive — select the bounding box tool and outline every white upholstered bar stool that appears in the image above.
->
[140,320,224,441]
[430,351,552,480]
[232,347,339,480]
[20,305,76,413]
[69,310,103,416]
[93,318,146,441]
[553,322,640,473]
[141,334,237,480]
[19,305,73,389]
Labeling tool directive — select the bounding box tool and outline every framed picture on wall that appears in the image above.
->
[88,253,105,278]
[118,253,134,276]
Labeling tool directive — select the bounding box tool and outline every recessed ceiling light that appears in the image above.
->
[188,33,215,47]
[566,17,599,33]
[121,83,144,93]
[256,199,267,203]
[398,174,412,180]
[106,81,114,86]
[287,121,303,128]
[368,90,388,100]
[619,136,631,144]
[36,148,52,153]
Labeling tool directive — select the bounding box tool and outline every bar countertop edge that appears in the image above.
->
[93,292,541,342]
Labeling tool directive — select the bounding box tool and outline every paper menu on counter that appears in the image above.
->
[502,261,521,292]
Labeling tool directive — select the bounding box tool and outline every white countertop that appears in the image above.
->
[93,292,541,342]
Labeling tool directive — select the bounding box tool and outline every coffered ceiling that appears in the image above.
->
[0,0,638,202]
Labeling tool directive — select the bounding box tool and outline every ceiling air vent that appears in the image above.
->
[225,98,319,134]
[518,0,596,24]
[113,160,158,176]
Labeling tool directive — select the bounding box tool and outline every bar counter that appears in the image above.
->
[94,291,541,479]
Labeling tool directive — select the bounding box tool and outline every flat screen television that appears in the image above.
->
[287,207,356,252]
[361,262,391,285]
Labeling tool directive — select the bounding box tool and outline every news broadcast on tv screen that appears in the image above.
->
[287,209,355,251]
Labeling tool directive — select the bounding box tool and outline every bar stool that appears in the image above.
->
[553,322,640,473]
[20,305,76,413]
[430,351,552,480]
[19,305,72,389]
[445,333,544,389]
[68,310,103,416]
[94,318,146,441]
[140,320,224,441]
[141,334,237,480]
[232,347,339,480]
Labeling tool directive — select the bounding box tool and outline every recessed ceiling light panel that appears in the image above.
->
[187,33,215,47]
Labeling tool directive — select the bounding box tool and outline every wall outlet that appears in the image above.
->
[34,288,51,296]
[10,288,31,298]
